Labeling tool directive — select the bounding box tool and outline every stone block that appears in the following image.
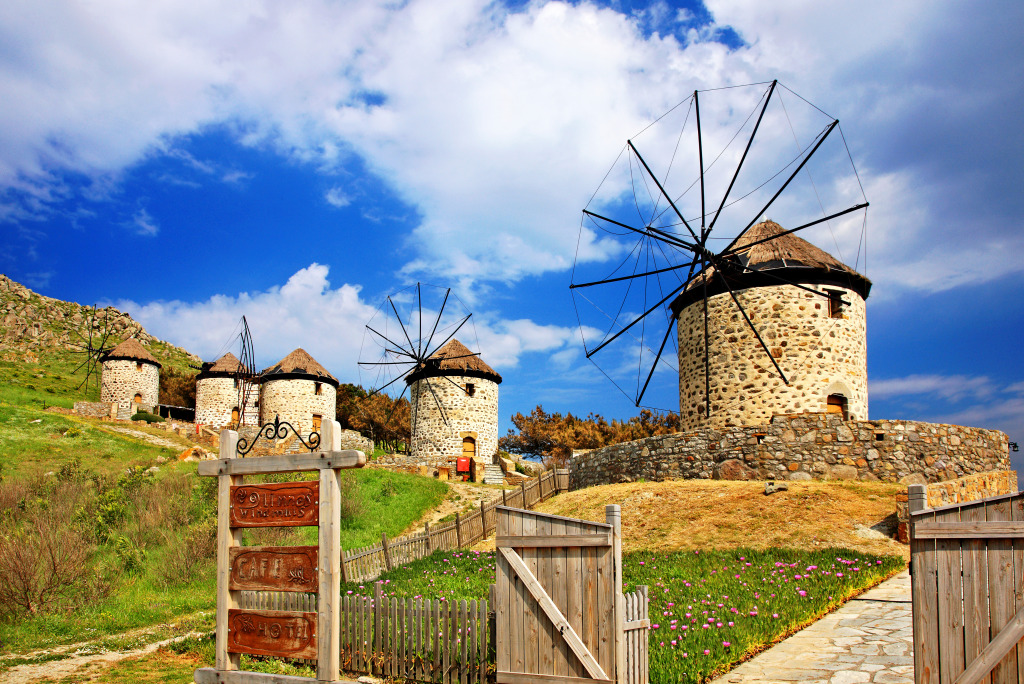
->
[713,459,757,480]
[829,465,858,480]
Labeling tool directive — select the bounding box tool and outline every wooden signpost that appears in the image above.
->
[194,421,366,684]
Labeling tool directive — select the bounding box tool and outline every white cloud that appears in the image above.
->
[325,187,351,208]
[130,209,159,236]
[115,263,577,385]
[1,0,1023,297]
[870,374,997,402]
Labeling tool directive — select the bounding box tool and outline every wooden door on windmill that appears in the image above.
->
[462,436,476,460]
[494,506,617,684]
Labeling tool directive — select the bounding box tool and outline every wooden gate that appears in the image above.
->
[909,485,1024,684]
[494,504,649,684]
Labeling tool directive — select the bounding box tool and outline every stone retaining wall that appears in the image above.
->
[569,412,1009,489]
[74,401,117,419]
[894,470,1018,542]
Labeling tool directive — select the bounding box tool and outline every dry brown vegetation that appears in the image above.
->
[502,479,909,560]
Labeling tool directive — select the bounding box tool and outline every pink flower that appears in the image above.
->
[704,649,710,655]
[723,641,731,648]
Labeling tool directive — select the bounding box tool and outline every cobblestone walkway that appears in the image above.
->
[712,571,913,684]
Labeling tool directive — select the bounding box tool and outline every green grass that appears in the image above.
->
[0,402,179,477]
[333,546,903,683]
[0,465,448,654]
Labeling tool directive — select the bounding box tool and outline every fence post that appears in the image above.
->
[502,489,507,507]
[381,531,393,572]
[607,504,625,684]
[425,522,433,553]
[456,512,463,547]
[374,582,383,675]
[908,484,927,514]
[340,548,348,583]
[480,499,487,537]
[521,482,527,508]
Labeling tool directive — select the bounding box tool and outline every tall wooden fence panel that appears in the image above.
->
[494,505,649,684]
[909,486,1024,684]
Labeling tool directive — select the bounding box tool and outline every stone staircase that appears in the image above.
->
[481,464,505,485]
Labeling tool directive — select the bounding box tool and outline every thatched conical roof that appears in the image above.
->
[197,352,250,380]
[405,339,502,385]
[103,338,161,367]
[671,220,871,314]
[260,348,339,387]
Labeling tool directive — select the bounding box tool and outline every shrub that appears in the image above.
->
[113,534,147,575]
[0,497,95,617]
[64,426,82,438]
[160,520,217,585]
[131,411,166,423]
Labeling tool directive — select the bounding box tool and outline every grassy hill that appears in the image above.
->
[0,274,200,409]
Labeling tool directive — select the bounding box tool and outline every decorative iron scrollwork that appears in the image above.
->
[236,414,321,457]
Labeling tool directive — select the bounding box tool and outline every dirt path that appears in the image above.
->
[0,618,207,684]
[102,424,188,451]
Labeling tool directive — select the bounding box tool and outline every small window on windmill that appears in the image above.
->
[233,377,239,390]
[466,383,475,397]
[314,382,322,396]
[136,361,143,371]
[826,289,845,318]
[874,431,885,442]
[827,394,848,420]
[312,414,322,432]
[754,432,766,444]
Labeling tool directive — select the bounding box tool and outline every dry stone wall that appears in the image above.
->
[259,378,336,437]
[195,376,258,428]
[569,413,1009,489]
[678,284,867,430]
[101,359,159,414]
[74,401,117,419]
[410,374,498,461]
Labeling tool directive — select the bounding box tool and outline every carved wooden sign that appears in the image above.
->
[230,481,319,527]
[228,546,317,592]
[227,609,317,660]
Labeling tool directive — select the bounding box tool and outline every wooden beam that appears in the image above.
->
[497,671,613,684]
[194,667,350,683]
[914,521,1024,539]
[495,534,612,548]
[198,451,366,477]
[955,604,1024,684]
[497,546,609,682]
[317,467,341,682]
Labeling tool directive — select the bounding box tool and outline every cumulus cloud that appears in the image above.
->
[115,263,577,384]
[1,0,1023,297]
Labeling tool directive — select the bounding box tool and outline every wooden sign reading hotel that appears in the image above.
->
[228,546,317,592]
[226,609,317,660]
[230,481,319,527]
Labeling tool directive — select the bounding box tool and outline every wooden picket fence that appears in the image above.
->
[623,586,650,684]
[342,469,570,583]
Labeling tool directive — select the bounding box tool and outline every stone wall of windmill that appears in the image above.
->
[409,374,500,463]
[677,282,868,430]
[260,378,337,435]
[195,377,259,428]
[100,339,162,418]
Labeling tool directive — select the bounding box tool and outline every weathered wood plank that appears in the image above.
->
[226,609,317,660]
[565,519,585,680]
[936,506,965,684]
[194,667,321,684]
[915,521,1024,539]
[216,470,244,671]
[318,468,341,681]
[552,516,570,678]
[495,534,612,548]
[230,481,319,528]
[493,506,613,531]
[986,499,1018,684]
[961,503,991,684]
[912,508,939,684]
[198,450,366,476]
[955,606,1024,684]
[607,505,625,684]
[229,546,320,592]
[498,547,609,681]
[496,670,613,684]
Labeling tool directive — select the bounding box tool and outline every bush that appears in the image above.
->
[131,411,165,424]
[160,520,216,585]
[0,488,96,617]
[64,426,82,438]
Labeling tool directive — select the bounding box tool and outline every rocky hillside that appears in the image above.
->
[0,274,200,371]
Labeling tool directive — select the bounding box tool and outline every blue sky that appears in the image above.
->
[1,0,1023,460]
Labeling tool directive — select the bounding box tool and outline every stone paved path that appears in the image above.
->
[712,571,913,684]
